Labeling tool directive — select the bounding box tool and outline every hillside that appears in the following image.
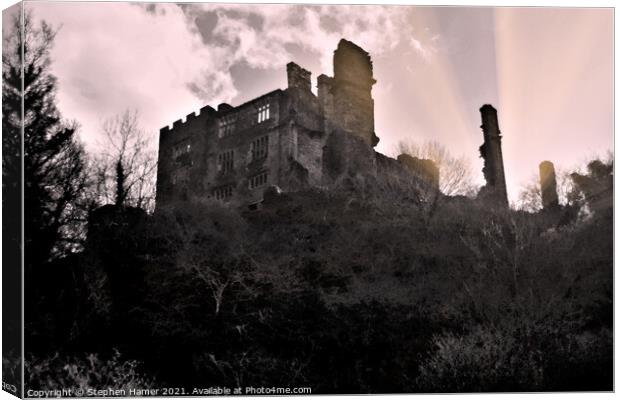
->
[25,173,612,393]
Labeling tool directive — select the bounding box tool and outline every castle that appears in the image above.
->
[156,39,508,210]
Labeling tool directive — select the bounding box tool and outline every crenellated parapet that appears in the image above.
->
[160,105,218,135]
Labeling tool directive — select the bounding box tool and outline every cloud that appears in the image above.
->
[27,2,435,149]
[410,36,438,61]
[23,3,612,204]
[27,2,234,148]
[183,4,425,86]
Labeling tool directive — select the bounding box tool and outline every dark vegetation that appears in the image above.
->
[26,176,613,393]
[5,11,613,395]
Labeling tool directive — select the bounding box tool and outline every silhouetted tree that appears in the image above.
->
[570,158,613,216]
[4,11,92,354]
[515,178,543,213]
[94,110,157,211]
[2,5,25,392]
[3,11,89,264]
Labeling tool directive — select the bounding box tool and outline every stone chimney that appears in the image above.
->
[478,104,508,207]
[539,160,559,210]
[287,62,311,92]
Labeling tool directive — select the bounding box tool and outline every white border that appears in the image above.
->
[0,1,615,400]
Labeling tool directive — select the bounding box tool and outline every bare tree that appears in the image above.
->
[94,110,157,211]
[397,140,476,196]
[516,177,542,213]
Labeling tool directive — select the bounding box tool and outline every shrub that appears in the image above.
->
[25,350,154,393]
[416,324,612,392]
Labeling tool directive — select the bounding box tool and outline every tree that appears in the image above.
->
[397,140,476,196]
[93,110,157,211]
[515,178,542,213]
[570,159,613,216]
[3,11,89,264]
[4,11,93,353]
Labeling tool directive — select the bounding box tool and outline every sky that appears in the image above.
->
[20,2,614,202]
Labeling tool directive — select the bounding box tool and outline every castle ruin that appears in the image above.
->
[156,39,508,210]
[155,39,441,209]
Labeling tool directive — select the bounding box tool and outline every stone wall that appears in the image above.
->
[156,105,216,206]
[322,129,377,184]
[397,154,440,190]
[157,69,329,210]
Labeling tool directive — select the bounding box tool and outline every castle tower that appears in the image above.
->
[539,160,559,210]
[478,104,508,207]
[331,39,379,147]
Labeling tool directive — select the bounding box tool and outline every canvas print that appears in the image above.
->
[2,1,614,397]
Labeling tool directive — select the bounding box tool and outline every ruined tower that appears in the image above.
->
[478,104,508,207]
[330,39,379,147]
[539,161,559,210]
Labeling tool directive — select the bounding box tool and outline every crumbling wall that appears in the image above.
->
[397,154,440,190]
[295,127,323,186]
[317,74,335,136]
[329,39,379,147]
[287,62,311,92]
[374,152,440,204]
[284,69,325,188]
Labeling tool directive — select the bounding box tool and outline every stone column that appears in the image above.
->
[539,160,559,210]
[478,104,508,207]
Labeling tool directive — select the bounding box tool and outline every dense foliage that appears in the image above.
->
[27,172,613,393]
